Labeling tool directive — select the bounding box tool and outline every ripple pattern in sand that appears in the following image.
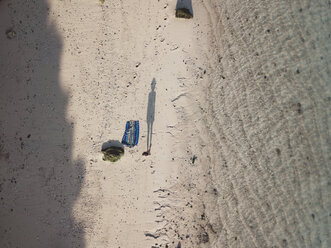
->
[201,0,330,247]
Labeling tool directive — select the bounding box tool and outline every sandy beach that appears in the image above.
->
[0,0,330,247]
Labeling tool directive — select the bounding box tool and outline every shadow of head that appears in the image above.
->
[176,0,193,17]
[151,78,156,91]
[102,140,124,150]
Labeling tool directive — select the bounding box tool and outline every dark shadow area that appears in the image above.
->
[176,0,194,17]
[143,78,156,156]
[0,1,85,247]
[102,140,124,150]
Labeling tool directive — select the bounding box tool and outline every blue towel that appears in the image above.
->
[121,120,139,147]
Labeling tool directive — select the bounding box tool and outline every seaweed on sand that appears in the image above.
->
[175,8,193,19]
[102,146,124,162]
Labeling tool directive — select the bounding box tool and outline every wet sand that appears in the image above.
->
[176,0,331,247]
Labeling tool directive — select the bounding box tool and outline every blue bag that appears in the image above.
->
[121,120,139,147]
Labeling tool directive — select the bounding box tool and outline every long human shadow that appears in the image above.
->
[143,78,156,156]
[176,0,194,16]
[0,1,84,247]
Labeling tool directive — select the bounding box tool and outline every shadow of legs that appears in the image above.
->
[147,122,150,151]
[143,122,152,156]
[150,122,153,151]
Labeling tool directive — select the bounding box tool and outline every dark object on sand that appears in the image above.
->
[191,155,197,164]
[102,146,124,162]
[198,229,209,243]
[176,8,193,19]
[6,29,16,39]
[142,149,151,156]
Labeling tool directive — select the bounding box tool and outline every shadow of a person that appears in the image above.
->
[143,78,156,156]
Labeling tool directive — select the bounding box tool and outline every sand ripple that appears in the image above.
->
[199,0,330,247]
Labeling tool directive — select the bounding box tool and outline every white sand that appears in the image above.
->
[0,0,330,247]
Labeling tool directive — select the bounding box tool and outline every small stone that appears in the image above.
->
[297,102,302,114]
[6,29,16,39]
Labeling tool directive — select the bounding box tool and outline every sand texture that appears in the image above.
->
[192,0,331,247]
[0,0,330,247]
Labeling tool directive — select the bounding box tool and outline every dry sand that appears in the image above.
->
[0,0,330,248]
